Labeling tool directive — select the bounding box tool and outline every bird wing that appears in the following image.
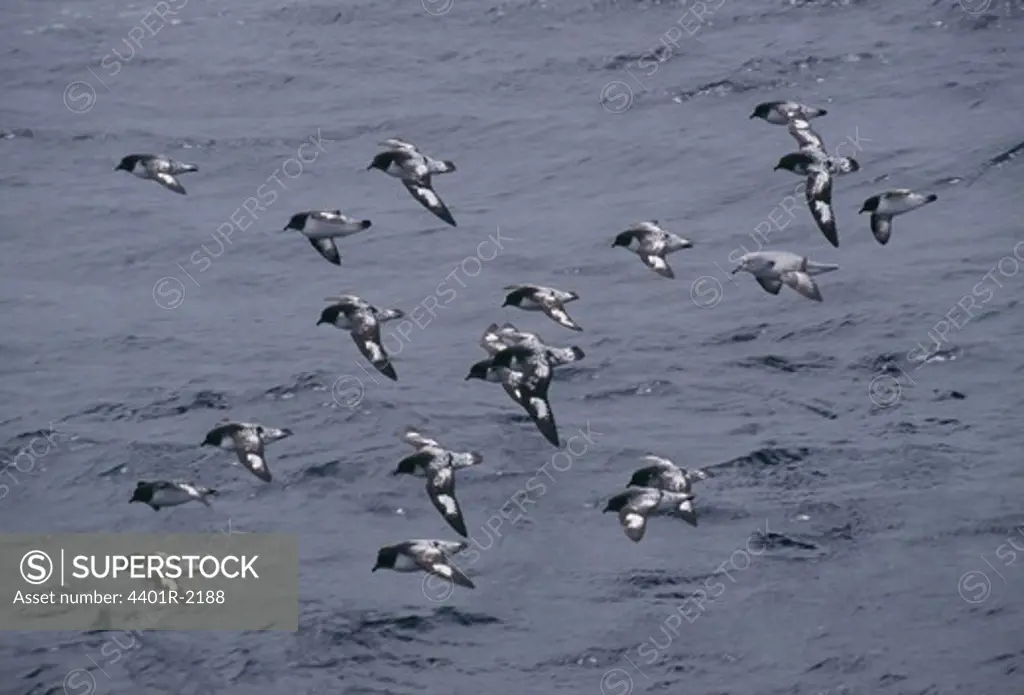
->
[780,271,823,301]
[538,296,583,331]
[870,213,893,245]
[805,169,839,248]
[427,467,468,537]
[349,311,397,381]
[402,179,457,227]
[153,172,187,195]
[230,429,271,483]
[308,237,341,265]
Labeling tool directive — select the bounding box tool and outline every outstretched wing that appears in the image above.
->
[308,237,341,265]
[402,179,457,227]
[805,169,838,248]
[230,430,271,483]
[350,312,397,381]
[154,172,187,195]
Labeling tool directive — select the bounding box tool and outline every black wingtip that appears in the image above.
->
[450,517,469,537]
[377,362,398,381]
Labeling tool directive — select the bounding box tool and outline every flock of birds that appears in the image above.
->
[121,101,939,591]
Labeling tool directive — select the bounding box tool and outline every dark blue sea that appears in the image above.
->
[2,0,1024,693]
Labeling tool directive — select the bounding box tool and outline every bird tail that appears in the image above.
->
[805,261,839,274]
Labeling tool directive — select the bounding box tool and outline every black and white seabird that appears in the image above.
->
[731,250,839,302]
[480,322,585,368]
[774,152,840,247]
[378,138,457,176]
[130,480,218,511]
[611,220,694,279]
[785,118,860,175]
[749,101,828,125]
[115,154,198,195]
[393,444,482,537]
[283,210,372,266]
[858,190,938,245]
[603,487,695,542]
[372,539,475,589]
[316,294,401,381]
[401,426,443,452]
[488,343,561,447]
[366,140,457,227]
[502,284,583,332]
[627,455,710,526]
[201,421,293,483]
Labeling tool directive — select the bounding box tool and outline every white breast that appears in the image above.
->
[393,554,422,573]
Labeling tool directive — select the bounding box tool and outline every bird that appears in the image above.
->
[377,138,457,176]
[401,426,443,452]
[130,480,218,511]
[611,220,694,278]
[115,154,198,195]
[316,294,399,381]
[318,295,404,329]
[785,118,860,175]
[282,210,372,266]
[774,152,841,247]
[372,539,475,589]
[465,354,528,413]
[201,422,293,483]
[750,101,827,125]
[858,190,938,245]
[487,343,561,447]
[603,487,696,542]
[366,141,457,227]
[480,322,585,368]
[502,284,583,332]
[627,455,710,526]
[392,444,483,537]
[731,250,839,302]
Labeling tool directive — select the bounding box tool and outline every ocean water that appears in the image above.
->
[2,0,1024,693]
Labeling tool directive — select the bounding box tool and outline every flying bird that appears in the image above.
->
[488,344,561,447]
[201,422,293,483]
[611,220,694,279]
[392,444,482,537]
[115,154,198,195]
[480,322,585,368]
[774,152,841,247]
[502,284,583,332]
[750,101,828,125]
[316,294,400,381]
[627,455,710,526]
[282,210,371,266]
[858,190,938,245]
[731,250,839,302]
[372,539,475,589]
[130,481,218,511]
[603,487,696,542]
[367,140,457,226]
